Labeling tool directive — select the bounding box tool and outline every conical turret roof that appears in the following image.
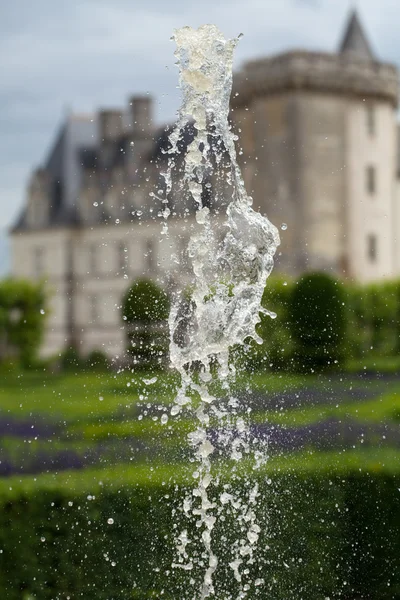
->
[339,10,375,61]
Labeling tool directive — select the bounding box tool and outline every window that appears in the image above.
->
[117,241,128,274]
[145,239,155,271]
[34,247,44,278]
[367,234,377,262]
[89,295,99,323]
[179,235,189,271]
[366,104,375,136]
[88,243,97,274]
[66,239,74,274]
[366,165,376,195]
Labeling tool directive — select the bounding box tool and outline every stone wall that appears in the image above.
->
[345,99,398,281]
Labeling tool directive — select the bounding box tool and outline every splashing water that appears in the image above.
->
[163,24,279,598]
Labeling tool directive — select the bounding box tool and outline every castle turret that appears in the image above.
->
[339,10,375,61]
[232,10,399,281]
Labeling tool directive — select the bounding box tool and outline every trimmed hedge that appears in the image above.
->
[122,279,170,369]
[235,274,400,374]
[0,279,46,367]
[0,469,398,599]
[290,273,347,371]
[122,279,170,323]
[232,276,294,371]
[345,280,400,360]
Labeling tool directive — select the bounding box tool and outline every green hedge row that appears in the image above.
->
[122,278,170,369]
[0,470,398,599]
[346,280,400,359]
[241,274,400,372]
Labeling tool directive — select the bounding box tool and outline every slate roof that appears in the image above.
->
[338,10,375,61]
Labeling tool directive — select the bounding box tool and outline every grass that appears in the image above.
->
[3,369,396,426]
[346,354,400,373]
[1,446,398,502]
[257,387,400,427]
[0,367,399,482]
[0,370,178,422]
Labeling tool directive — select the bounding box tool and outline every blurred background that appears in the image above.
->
[3,0,400,360]
[1,1,399,251]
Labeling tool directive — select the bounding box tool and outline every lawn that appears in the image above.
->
[0,367,399,481]
[0,367,399,600]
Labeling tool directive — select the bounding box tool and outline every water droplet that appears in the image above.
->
[281,223,287,230]
[93,201,98,207]
[40,309,45,315]
[107,518,114,525]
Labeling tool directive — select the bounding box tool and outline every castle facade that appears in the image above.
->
[10,11,400,357]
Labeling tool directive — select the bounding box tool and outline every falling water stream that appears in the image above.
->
[162,25,280,598]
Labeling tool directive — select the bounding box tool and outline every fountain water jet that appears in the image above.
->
[162,24,280,598]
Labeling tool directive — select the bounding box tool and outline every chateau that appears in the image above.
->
[10,11,400,358]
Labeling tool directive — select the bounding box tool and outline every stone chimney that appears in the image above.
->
[26,168,51,228]
[129,96,153,135]
[99,109,124,142]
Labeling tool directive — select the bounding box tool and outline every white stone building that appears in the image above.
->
[10,10,400,358]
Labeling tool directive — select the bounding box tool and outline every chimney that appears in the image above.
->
[99,109,124,142]
[130,95,153,135]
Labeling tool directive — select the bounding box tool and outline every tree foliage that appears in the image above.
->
[289,272,347,371]
[86,349,109,371]
[122,278,170,369]
[231,276,295,372]
[122,278,170,323]
[0,279,46,367]
[345,280,400,359]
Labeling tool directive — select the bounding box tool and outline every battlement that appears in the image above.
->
[233,51,399,107]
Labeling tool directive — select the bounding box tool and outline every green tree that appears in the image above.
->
[289,272,347,372]
[86,349,109,372]
[0,279,46,367]
[122,278,170,369]
[60,346,82,372]
[232,276,294,372]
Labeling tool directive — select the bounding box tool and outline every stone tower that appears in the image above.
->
[232,10,399,282]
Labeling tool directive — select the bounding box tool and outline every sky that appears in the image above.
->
[1,0,400,267]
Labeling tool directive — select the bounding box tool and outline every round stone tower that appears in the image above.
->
[232,10,399,281]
